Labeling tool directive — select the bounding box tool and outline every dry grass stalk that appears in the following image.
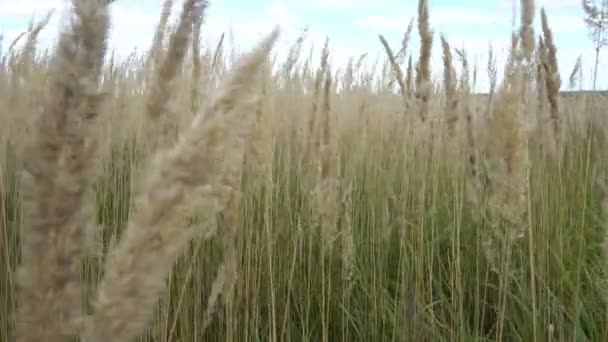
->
[540,8,563,157]
[190,0,205,115]
[202,50,272,339]
[218,147,244,341]
[341,187,355,295]
[211,63,275,342]
[598,173,608,305]
[441,35,458,137]
[15,1,110,341]
[454,48,470,90]
[568,55,583,90]
[343,57,355,91]
[415,0,433,123]
[379,35,407,104]
[463,95,483,222]
[211,32,226,75]
[451,49,483,219]
[83,28,280,342]
[7,31,27,54]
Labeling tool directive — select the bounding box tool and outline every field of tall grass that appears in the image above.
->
[1,0,608,341]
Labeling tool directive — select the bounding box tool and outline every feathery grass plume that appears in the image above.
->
[482,23,530,266]
[517,0,538,149]
[451,46,483,218]
[415,0,433,123]
[190,0,205,115]
[441,34,458,137]
[396,18,415,63]
[281,28,308,84]
[208,61,273,342]
[83,28,280,342]
[15,0,110,341]
[536,36,548,118]
[484,66,530,257]
[505,32,520,77]
[244,64,274,184]
[519,0,535,62]
[146,0,208,121]
[343,57,355,91]
[463,94,483,222]
[146,0,174,70]
[540,8,563,157]
[301,43,315,83]
[320,71,336,182]
[313,68,340,253]
[454,47,470,89]
[379,35,407,106]
[305,38,329,172]
[568,55,583,90]
[487,43,498,106]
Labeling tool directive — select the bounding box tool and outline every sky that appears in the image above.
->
[0,0,605,92]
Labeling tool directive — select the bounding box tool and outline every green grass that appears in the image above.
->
[2,115,607,341]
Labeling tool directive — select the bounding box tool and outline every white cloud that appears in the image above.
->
[106,5,162,53]
[500,0,583,11]
[1,0,604,90]
[0,0,64,17]
[286,0,396,11]
[432,9,511,27]
[266,1,298,26]
[356,15,406,33]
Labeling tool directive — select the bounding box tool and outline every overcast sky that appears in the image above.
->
[0,0,604,91]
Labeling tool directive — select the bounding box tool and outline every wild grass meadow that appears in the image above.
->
[1,0,608,341]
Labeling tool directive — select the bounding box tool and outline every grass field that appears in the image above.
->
[1,0,608,341]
